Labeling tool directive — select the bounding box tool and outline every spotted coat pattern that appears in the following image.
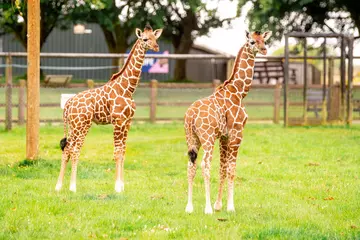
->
[55,26,162,193]
[184,31,272,214]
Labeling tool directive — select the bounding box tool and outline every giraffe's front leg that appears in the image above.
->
[214,136,229,211]
[113,120,131,193]
[226,132,242,212]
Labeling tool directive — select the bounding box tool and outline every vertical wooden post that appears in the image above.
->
[284,34,289,127]
[18,79,26,125]
[150,79,158,123]
[303,38,308,125]
[5,55,12,131]
[321,38,327,124]
[327,57,340,121]
[346,37,354,125]
[26,0,40,160]
[212,79,221,92]
[340,36,346,120]
[273,83,281,124]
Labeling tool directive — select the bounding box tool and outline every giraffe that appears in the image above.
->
[184,30,272,214]
[55,25,163,193]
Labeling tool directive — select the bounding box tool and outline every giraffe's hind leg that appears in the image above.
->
[185,134,200,213]
[113,119,131,193]
[214,136,229,211]
[68,122,91,192]
[199,134,216,214]
[55,147,70,191]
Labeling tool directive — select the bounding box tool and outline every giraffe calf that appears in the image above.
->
[55,25,163,193]
[184,30,272,214]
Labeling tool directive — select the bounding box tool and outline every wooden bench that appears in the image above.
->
[354,100,360,116]
[306,89,326,118]
[254,61,297,84]
[44,75,72,87]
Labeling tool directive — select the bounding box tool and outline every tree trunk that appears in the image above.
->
[173,36,193,82]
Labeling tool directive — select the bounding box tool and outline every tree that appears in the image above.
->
[238,0,360,42]
[151,0,233,81]
[0,0,71,50]
[70,0,151,72]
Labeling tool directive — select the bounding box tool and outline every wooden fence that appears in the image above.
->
[0,79,285,128]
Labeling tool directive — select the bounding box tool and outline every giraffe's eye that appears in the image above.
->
[143,38,148,42]
[250,40,255,45]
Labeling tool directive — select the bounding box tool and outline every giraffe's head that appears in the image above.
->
[135,25,163,52]
[245,31,272,55]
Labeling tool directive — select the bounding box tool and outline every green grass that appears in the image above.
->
[0,123,359,239]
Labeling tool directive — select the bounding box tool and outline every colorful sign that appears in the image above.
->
[126,50,169,73]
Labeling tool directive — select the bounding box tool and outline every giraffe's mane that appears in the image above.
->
[109,40,140,82]
[216,45,245,90]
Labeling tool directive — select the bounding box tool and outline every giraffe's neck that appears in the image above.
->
[109,40,146,94]
[224,43,255,98]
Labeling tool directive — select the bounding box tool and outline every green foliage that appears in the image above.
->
[0,0,72,49]
[0,124,359,238]
[238,0,360,42]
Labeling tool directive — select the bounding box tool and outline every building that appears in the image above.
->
[0,24,230,83]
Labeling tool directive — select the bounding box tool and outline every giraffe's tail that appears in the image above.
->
[184,109,198,164]
[60,101,70,151]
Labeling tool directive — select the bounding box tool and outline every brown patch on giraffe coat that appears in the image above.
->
[246,68,252,77]
[245,79,252,85]
[239,70,246,79]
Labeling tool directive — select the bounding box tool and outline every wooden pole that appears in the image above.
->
[273,83,281,124]
[284,34,289,127]
[26,0,40,160]
[346,37,354,125]
[150,79,158,123]
[340,37,346,120]
[18,79,26,125]
[321,38,327,124]
[5,55,12,131]
[303,38,308,125]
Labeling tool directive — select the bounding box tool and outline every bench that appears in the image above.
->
[354,100,360,116]
[254,61,297,84]
[44,75,72,87]
[306,90,326,118]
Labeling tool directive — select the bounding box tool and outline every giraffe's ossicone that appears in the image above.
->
[184,30,272,214]
[55,25,163,193]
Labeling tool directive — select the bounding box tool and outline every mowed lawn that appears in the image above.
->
[0,123,359,239]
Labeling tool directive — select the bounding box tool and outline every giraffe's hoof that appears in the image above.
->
[115,181,124,193]
[185,203,193,213]
[69,184,76,192]
[227,206,235,212]
[55,183,62,192]
[204,205,213,214]
[214,201,222,211]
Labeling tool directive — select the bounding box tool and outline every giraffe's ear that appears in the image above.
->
[135,28,142,39]
[245,30,250,39]
[262,31,272,42]
[153,28,163,39]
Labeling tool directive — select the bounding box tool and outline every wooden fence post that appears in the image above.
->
[18,79,26,125]
[212,79,221,92]
[150,79,158,123]
[5,55,12,131]
[273,83,281,124]
[86,79,94,89]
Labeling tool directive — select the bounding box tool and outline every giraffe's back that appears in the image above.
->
[185,95,227,140]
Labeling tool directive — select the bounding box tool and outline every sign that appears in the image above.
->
[126,50,169,73]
